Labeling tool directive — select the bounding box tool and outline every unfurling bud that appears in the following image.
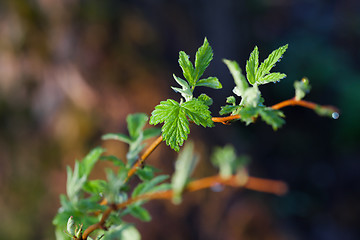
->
[67,216,75,236]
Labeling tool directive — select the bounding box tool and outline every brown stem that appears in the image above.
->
[124,136,163,183]
[81,174,287,239]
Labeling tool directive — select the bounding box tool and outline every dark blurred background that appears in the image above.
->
[0,0,359,239]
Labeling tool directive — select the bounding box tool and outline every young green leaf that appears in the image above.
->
[127,113,148,139]
[102,133,132,144]
[178,51,195,84]
[172,74,193,101]
[171,142,198,204]
[246,46,259,85]
[198,93,213,106]
[256,72,286,85]
[223,59,248,97]
[102,224,141,240]
[132,175,169,198]
[128,205,151,222]
[196,76,222,89]
[258,108,285,130]
[80,147,105,177]
[256,44,288,83]
[194,37,213,83]
[150,99,213,151]
[294,78,311,100]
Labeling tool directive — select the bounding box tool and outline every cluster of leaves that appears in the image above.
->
[220,45,288,130]
[53,111,247,239]
[53,38,337,240]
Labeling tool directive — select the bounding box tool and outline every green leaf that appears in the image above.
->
[219,105,240,115]
[257,72,287,85]
[182,99,214,128]
[196,77,222,89]
[83,180,108,195]
[150,99,189,151]
[100,155,125,167]
[172,74,193,101]
[135,165,156,181]
[198,93,213,106]
[194,37,213,83]
[242,85,261,107]
[239,107,259,125]
[257,44,288,83]
[143,127,161,140]
[127,113,148,139]
[178,51,195,84]
[150,99,213,151]
[294,78,311,100]
[171,142,198,204]
[66,162,86,202]
[223,59,248,96]
[211,145,249,179]
[132,175,169,198]
[102,133,132,144]
[246,46,259,85]
[258,108,285,130]
[80,147,105,177]
[102,224,141,240]
[128,205,151,222]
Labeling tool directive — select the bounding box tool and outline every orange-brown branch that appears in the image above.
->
[81,174,287,239]
[124,136,163,183]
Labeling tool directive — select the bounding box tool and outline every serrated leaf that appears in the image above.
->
[198,93,213,106]
[196,77,222,89]
[178,51,195,85]
[258,108,285,130]
[223,59,248,96]
[150,99,189,151]
[246,46,259,85]
[102,133,132,144]
[219,105,240,115]
[239,107,259,125]
[127,113,148,139]
[257,72,287,85]
[128,205,152,222]
[194,37,213,83]
[150,98,213,151]
[257,44,288,82]
[181,99,214,128]
[171,142,198,204]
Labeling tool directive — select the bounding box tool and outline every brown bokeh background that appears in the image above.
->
[0,1,359,239]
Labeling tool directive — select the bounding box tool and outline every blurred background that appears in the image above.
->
[0,0,359,239]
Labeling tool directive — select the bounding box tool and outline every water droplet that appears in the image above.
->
[211,183,224,192]
[332,112,339,119]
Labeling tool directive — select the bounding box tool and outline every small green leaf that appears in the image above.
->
[246,46,259,85]
[181,99,214,128]
[196,77,222,89]
[150,99,189,151]
[223,59,248,96]
[242,85,261,107]
[194,37,213,83]
[219,105,240,115]
[171,142,198,204]
[258,108,285,130]
[178,51,195,85]
[102,133,132,144]
[294,78,311,100]
[172,74,193,101]
[257,72,287,85]
[127,113,148,139]
[80,147,105,177]
[100,155,125,167]
[257,44,288,82]
[239,107,259,125]
[128,205,151,222]
[102,224,141,240]
[132,175,169,198]
[135,165,155,181]
[198,93,213,106]
[83,180,107,195]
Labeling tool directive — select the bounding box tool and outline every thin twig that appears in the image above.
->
[81,174,287,239]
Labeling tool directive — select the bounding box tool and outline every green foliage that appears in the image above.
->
[102,113,160,166]
[211,145,250,179]
[171,142,198,204]
[150,98,213,151]
[294,78,311,100]
[53,38,337,240]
